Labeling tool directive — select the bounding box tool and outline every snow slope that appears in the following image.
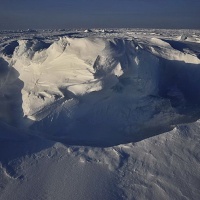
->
[0,29,200,200]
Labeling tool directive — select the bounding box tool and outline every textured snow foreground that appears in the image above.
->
[0,29,200,200]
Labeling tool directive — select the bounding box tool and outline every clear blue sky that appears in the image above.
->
[0,0,200,30]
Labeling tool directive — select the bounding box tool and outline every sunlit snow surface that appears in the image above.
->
[0,29,200,200]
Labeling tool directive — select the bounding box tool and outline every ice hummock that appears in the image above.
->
[0,29,200,200]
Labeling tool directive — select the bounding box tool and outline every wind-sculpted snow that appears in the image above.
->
[0,29,200,200]
[0,32,200,146]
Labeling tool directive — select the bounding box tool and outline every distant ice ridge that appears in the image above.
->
[0,35,200,146]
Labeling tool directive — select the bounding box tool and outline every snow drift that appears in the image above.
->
[1,35,200,146]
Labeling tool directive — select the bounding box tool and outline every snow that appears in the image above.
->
[0,29,200,200]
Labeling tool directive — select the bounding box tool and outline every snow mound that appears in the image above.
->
[1,35,200,146]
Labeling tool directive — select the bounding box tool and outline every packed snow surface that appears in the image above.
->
[0,29,200,200]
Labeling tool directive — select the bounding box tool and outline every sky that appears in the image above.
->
[0,0,200,30]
